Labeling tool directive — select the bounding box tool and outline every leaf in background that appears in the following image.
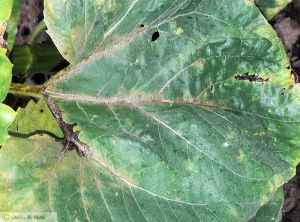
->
[5,0,23,53]
[1,0,299,221]
[0,0,15,145]
[9,99,63,138]
[255,0,291,20]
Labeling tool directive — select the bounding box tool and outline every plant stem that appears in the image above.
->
[29,20,47,46]
[9,83,44,99]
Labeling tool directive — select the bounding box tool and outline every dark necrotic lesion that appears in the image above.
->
[235,72,269,82]
[151,31,160,42]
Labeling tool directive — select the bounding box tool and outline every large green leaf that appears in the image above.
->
[1,0,299,221]
[0,134,286,222]
[0,0,15,145]
[255,0,291,20]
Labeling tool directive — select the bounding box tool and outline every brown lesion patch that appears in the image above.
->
[193,59,204,69]
[235,72,269,82]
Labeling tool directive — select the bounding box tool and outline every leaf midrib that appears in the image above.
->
[44,88,298,123]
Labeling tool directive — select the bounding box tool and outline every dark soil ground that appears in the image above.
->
[14,0,52,86]
[271,1,300,221]
[12,0,300,221]
[15,0,46,45]
[272,0,300,82]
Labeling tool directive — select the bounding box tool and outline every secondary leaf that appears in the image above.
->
[0,103,15,145]
[2,0,299,221]
[0,0,12,23]
[255,0,291,20]
[9,99,63,138]
[0,55,14,145]
[0,0,15,145]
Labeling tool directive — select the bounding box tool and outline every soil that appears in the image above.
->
[271,1,300,221]
[271,0,300,81]
[15,0,48,45]
[282,165,300,222]
[12,0,300,221]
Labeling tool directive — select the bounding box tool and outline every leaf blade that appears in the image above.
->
[4,0,298,221]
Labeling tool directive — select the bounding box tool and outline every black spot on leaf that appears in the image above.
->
[151,31,160,42]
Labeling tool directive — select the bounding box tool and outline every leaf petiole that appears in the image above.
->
[9,83,43,98]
